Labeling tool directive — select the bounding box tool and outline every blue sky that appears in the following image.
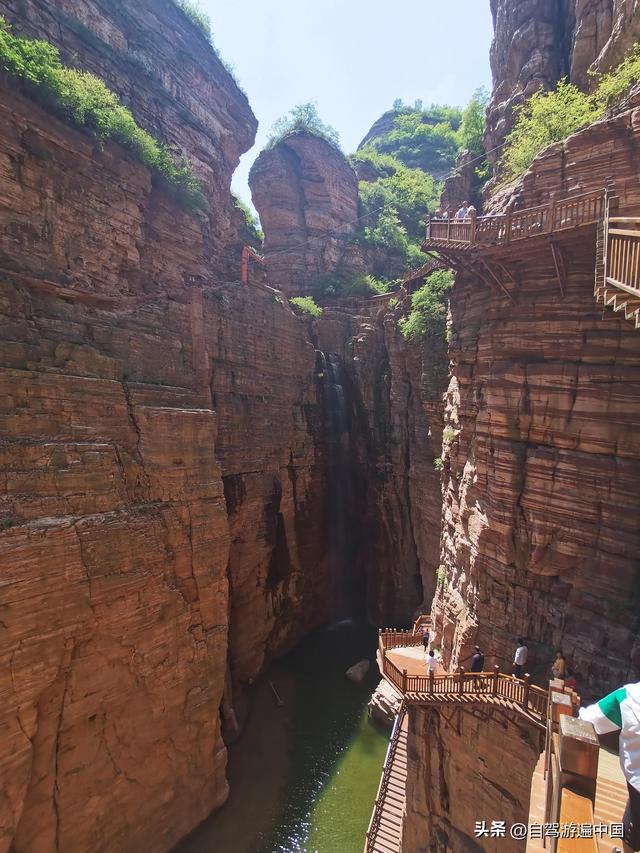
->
[200,1,495,207]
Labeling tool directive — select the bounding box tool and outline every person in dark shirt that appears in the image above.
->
[470,645,485,691]
[470,645,485,672]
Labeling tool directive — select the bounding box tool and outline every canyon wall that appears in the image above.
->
[314,300,447,625]
[433,103,640,692]
[0,3,341,848]
[486,0,640,163]
[403,705,542,853]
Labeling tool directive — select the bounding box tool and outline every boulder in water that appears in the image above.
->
[368,678,402,726]
[346,659,370,683]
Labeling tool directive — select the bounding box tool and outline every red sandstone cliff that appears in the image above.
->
[433,104,640,694]
[0,3,343,849]
[486,0,640,164]
[249,132,367,295]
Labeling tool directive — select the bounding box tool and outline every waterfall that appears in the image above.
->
[318,350,356,618]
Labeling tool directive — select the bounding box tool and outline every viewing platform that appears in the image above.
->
[423,189,606,255]
[366,622,629,853]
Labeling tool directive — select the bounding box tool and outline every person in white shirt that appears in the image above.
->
[580,683,640,851]
[454,200,470,220]
[427,650,439,674]
[513,639,528,678]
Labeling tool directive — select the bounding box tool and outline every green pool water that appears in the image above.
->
[178,621,389,853]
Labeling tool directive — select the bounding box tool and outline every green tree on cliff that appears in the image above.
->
[268,102,340,149]
[456,87,488,158]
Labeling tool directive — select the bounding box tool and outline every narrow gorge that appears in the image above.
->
[0,1,639,852]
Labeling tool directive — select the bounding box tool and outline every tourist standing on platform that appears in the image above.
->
[580,682,640,852]
[426,650,439,674]
[454,201,470,220]
[421,624,430,653]
[565,668,578,692]
[551,650,566,681]
[513,639,528,678]
[470,646,484,673]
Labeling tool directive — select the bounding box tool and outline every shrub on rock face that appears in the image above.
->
[501,80,600,180]
[399,269,454,343]
[289,296,323,317]
[268,102,340,150]
[173,0,212,39]
[501,42,640,180]
[0,16,206,212]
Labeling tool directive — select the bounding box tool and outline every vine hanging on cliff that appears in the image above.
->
[0,16,207,212]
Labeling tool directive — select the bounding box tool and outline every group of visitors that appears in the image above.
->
[413,624,639,849]
[433,200,477,221]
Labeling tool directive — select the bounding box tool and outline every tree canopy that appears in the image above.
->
[268,102,340,149]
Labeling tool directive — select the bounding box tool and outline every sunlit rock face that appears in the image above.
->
[485,0,640,165]
[0,0,257,281]
[403,705,543,852]
[433,100,640,693]
[249,132,366,296]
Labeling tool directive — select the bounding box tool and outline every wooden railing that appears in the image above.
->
[426,188,606,248]
[364,702,407,853]
[604,215,640,297]
[543,692,599,852]
[241,245,266,284]
[379,629,424,651]
[378,630,548,722]
[411,614,432,634]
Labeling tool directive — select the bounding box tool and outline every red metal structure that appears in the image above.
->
[241,246,266,284]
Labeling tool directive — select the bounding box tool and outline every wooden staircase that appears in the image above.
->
[594,200,640,328]
[364,703,408,853]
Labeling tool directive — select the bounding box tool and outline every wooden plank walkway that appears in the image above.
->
[367,711,408,853]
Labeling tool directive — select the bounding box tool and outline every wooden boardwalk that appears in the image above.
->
[380,638,549,731]
[365,708,408,853]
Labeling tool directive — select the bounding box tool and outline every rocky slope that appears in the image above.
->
[486,0,640,164]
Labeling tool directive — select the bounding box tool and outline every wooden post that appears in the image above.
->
[469,208,477,244]
[429,670,434,693]
[402,669,407,694]
[426,215,431,240]
[548,192,556,233]
[505,208,512,244]
[523,673,531,709]
[492,664,499,695]
[458,666,465,695]
[551,691,573,725]
[241,246,249,284]
[558,715,599,800]
[447,214,451,241]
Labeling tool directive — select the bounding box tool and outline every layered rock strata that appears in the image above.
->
[249,133,366,296]
[0,7,336,848]
[433,103,640,692]
[0,0,256,279]
[486,0,640,165]
[314,300,447,625]
[403,705,543,852]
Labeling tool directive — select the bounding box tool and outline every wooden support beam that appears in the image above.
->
[550,240,568,296]
[478,257,515,301]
